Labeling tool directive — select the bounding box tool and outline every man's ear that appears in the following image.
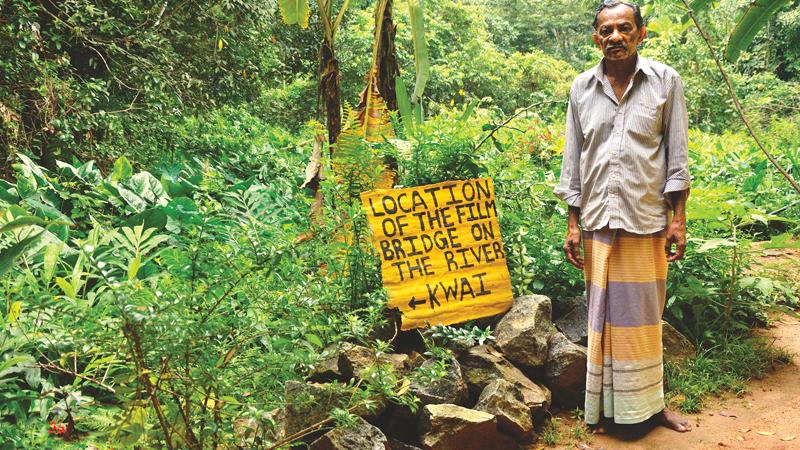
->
[638,26,647,44]
[591,32,602,49]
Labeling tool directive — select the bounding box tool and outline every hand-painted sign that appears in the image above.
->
[360,178,513,330]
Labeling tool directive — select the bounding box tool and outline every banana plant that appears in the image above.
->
[686,0,792,62]
[277,0,350,146]
[394,0,430,137]
[725,0,791,62]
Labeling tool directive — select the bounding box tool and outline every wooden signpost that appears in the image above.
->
[360,178,514,330]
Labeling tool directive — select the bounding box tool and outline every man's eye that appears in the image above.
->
[600,29,611,36]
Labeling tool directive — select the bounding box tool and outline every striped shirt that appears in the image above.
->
[553,55,690,234]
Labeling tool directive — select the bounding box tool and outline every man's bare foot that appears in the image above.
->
[587,418,611,434]
[656,408,692,432]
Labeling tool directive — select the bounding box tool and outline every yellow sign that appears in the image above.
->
[360,178,513,330]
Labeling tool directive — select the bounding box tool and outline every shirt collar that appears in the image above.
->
[593,54,654,83]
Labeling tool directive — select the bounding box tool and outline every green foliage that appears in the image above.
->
[428,324,495,348]
[665,336,792,413]
[278,0,312,28]
[541,417,563,446]
[2,0,800,447]
[725,0,792,62]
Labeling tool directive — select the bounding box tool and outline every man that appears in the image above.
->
[553,0,692,433]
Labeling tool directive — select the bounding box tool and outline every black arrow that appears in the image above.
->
[408,296,426,310]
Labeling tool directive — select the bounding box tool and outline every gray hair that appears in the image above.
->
[593,0,644,29]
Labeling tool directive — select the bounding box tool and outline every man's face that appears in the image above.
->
[592,5,646,61]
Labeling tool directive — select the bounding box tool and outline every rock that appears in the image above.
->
[284,381,339,436]
[552,295,586,319]
[374,402,418,442]
[417,404,498,450]
[544,332,587,408]
[283,381,380,438]
[374,357,468,441]
[386,353,411,373]
[308,346,344,382]
[474,379,533,440]
[339,343,380,379]
[388,437,423,450]
[494,295,554,368]
[407,351,426,369]
[338,343,409,380]
[458,346,551,419]
[234,411,285,448]
[262,408,286,443]
[554,299,589,346]
[662,321,696,363]
[410,357,468,406]
[310,416,389,450]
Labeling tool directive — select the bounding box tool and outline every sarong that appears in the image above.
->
[583,227,668,425]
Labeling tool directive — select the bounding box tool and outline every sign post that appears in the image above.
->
[360,178,514,330]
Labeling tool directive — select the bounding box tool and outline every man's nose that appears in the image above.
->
[609,29,623,42]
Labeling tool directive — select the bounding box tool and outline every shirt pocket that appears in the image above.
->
[628,102,663,140]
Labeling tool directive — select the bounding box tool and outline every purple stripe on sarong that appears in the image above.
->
[587,280,666,332]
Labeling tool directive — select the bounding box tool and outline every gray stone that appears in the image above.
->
[234,409,286,447]
[474,379,533,440]
[495,295,554,368]
[308,346,344,382]
[458,346,551,419]
[544,332,587,408]
[417,404,497,450]
[662,321,696,363]
[310,416,389,450]
[337,343,409,380]
[410,357,468,406]
[554,299,589,346]
[552,295,586,319]
[283,381,344,436]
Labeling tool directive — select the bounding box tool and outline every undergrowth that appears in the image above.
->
[665,335,793,413]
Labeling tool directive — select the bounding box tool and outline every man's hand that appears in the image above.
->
[564,206,584,269]
[564,226,584,269]
[665,218,686,262]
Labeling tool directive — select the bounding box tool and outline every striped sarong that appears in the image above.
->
[583,227,668,425]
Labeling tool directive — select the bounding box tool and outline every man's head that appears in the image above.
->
[592,1,646,61]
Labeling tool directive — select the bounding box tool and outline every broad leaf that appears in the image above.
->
[725,0,791,62]
[0,216,47,234]
[407,0,430,102]
[278,0,311,28]
[395,77,416,135]
[0,232,43,277]
[112,155,134,182]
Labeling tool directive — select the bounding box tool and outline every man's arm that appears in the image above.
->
[665,190,688,262]
[661,71,691,262]
[554,84,585,269]
[565,205,584,269]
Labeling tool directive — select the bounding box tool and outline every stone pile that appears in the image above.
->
[252,294,695,449]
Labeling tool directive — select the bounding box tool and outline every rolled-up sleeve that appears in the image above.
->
[554,85,584,207]
[662,73,691,194]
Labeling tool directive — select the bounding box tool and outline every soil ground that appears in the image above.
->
[541,246,800,450]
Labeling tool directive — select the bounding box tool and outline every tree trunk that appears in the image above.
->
[319,41,341,148]
[376,0,400,111]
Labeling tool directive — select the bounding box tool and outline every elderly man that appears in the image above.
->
[553,0,692,433]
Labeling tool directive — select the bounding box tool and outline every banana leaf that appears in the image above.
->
[725,0,790,62]
[277,0,311,28]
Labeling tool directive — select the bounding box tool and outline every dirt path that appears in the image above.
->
[545,246,800,450]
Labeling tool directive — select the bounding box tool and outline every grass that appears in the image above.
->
[541,417,563,446]
[665,334,792,413]
[539,410,592,447]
